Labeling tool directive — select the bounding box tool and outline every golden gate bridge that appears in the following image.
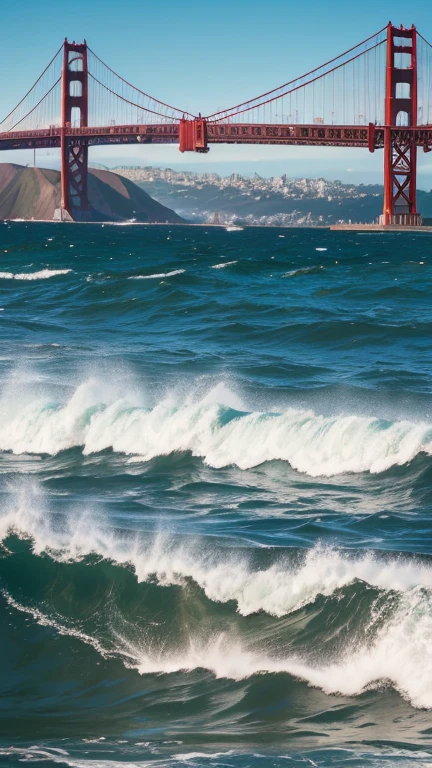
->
[1,23,432,223]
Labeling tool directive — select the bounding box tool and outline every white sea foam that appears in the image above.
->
[3,482,432,709]
[134,543,432,617]
[128,269,185,279]
[131,587,432,708]
[210,261,238,269]
[0,269,72,280]
[2,483,432,620]
[0,750,428,768]
[7,568,432,709]
[0,377,431,476]
[0,747,156,768]
[173,752,236,762]
[2,590,110,658]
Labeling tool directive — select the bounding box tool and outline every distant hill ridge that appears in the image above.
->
[0,164,183,223]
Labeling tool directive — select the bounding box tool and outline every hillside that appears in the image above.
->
[0,164,183,223]
[115,166,432,226]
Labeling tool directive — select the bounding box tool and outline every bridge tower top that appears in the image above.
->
[61,39,88,129]
[385,23,417,127]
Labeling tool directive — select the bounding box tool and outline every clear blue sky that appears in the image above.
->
[1,0,431,186]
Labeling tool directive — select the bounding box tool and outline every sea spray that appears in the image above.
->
[2,482,432,617]
[128,589,432,708]
[0,377,431,475]
[3,496,432,709]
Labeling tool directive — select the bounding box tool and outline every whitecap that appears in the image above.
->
[0,377,431,476]
[0,269,72,280]
[283,266,322,277]
[3,480,432,710]
[2,481,432,621]
[210,261,238,269]
[132,589,432,708]
[128,269,185,280]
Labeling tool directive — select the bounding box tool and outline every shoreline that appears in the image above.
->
[330,223,432,232]
[3,219,432,232]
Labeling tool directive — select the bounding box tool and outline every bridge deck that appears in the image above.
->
[1,123,431,152]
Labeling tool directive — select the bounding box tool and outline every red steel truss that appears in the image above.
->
[2,124,432,153]
[379,24,421,226]
[61,40,90,219]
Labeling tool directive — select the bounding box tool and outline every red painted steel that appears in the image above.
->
[61,40,90,218]
[179,119,209,152]
[380,24,422,226]
[3,124,432,153]
[1,28,432,223]
[368,123,376,153]
[207,123,372,148]
[4,124,432,154]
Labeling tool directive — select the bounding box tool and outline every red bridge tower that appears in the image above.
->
[61,40,90,220]
[380,24,421,226]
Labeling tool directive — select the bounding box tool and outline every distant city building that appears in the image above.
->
[113,165,385,226]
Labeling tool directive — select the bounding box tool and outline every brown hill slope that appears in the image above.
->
[0,164,183,223]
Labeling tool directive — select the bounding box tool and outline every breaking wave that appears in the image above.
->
[0,377,431,475]
[131,587,432,709]
[2,481,432,709]
[3,482,432,617]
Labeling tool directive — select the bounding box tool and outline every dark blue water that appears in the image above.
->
[1,222,432,768]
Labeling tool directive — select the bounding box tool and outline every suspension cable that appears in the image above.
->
[7,78,61,132]
[418,31,432,48]
[87,47,195,118]
[0,45,62,126]
[88,73,181,121]
[209,40,385,122]
[205,25,388,119]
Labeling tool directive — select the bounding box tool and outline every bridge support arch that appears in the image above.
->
[380,24,422,226]
[61,40,90,220]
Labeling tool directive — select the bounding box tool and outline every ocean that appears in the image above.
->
[0,222,432,768]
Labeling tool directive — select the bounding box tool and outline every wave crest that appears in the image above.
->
[132,587,432,709]
[2,483,432,709]
[0,378,431,475]
[2,483,432,618]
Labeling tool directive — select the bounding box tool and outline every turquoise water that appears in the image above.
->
[1,223,432,767]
